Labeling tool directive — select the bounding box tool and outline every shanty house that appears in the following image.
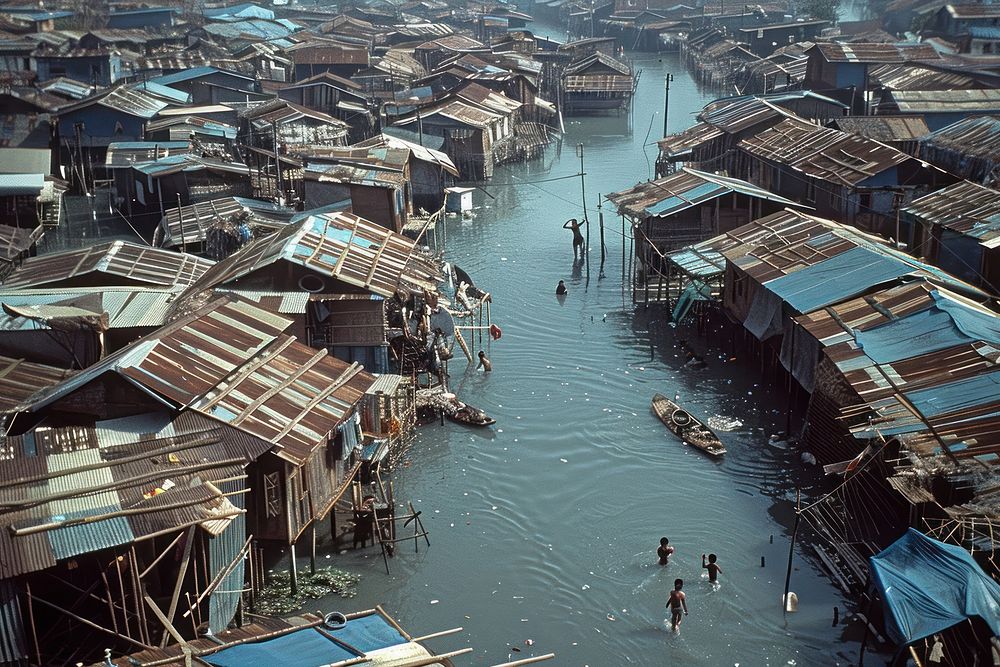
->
[0,148,64,229]
[918,115,1000,187]
[736,20,829,57]
[286,38,371,80]
[106,6,176,29]
[0,286,178,367]
[155,196,295,258]
[607,167,801,304]
[878,89,1000,130]
[562,51,635,114]
[179,211,443,372]
[150,66,259,106]
[242,99,350,153]
[901,180,1000,292]
[929,3,1000,49]
[803,43,940,113]
[272,71,376,142]
[33,48,126,88]
[736,117,952,235]
[303,157,410,233]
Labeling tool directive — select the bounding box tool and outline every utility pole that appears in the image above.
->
[577,143,589,277]
[663,73,674,138]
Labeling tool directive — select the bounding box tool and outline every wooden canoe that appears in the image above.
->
[651,393,726,457]
[447,404,496,427]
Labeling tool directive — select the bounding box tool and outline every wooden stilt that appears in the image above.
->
[24,580,41,666]
[28,592,155,651]
[310,524,317,575]
[289,543,298,596]
[783,488,801,614]
[161,526,196,647]
[114,554,132,640]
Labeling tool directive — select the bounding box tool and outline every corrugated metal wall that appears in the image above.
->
[207,479,246,633]
[0,579,27,663]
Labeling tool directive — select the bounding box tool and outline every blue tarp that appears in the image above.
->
[203,613,408,667]
[870,529,1000,645]
[904,371,1000,419]
[764,246,911,313]
[855,292,1000,363]
[204,629,355,667]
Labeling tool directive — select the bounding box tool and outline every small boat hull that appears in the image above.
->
[651,393,726,457]
[447,405,496,427]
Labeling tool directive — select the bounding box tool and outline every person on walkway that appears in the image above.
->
[702,553,722,582]
[657,537,675,565]
[667,579,688,631]
[477,350,492,372]
[563,218,585,258]
[556,280,567,295]
[352,495,376,549]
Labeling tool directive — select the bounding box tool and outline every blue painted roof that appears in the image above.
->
[203,3,274,20]
[204,19,296,40]
[138,80,190,104]
[3,8,73,20]
[152,66,248,86]
[108,141,189,150]
[109,6,177,15]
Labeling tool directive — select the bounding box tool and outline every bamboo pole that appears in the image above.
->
[783,488,801,613]
[114,554,132,640]
[130,548,150,646]
[24,580,41,666]
[394,648,474,666]
[140,530,186,579]
[28,592,156,651]
[144,594,190,648]
[490,654,557,667]
[410,627,463,642]
[1,458,245,510]
[0,433,222,489]
[181,536,252,619]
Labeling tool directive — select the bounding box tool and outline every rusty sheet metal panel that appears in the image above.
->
[190,335,375,464]
[738,117,911,186]
[902,180,1000,244]
[0,356,75,415]
[2,240,215,289]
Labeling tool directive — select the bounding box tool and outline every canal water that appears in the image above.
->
[316,47,860,666]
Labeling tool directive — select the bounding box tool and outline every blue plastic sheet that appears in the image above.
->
[764,246,911,313]
[855,292,1000,363]
[203,629,356,667]
[904,372,1000,419]
[870,529,1000,645]
[326,612,408,652]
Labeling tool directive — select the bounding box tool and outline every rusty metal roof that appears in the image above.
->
[0,286,178,331]
[920,115,1000,164]
[607,167,800,220]
[869,63,978,91]
[187,211,443,299]
[158,197,295,249]
[739,117,913,186]
[0,412,264,577]
[902,180,1000,247]
[812,42,940,64]
[830,115,930,143]
[889,88,1000,112]
[657,122,724,159]
[0,356,74,415]
[1,240,214,289]
[0,224,42,262]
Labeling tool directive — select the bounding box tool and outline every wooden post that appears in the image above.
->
[783,488,801,613]
[289,543,299,596]
[24,580,41,666]
[310,524,317,575]
[161,526,196,647]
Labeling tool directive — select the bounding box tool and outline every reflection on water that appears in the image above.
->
[311,51,857,665]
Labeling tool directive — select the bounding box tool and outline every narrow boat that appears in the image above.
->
[447,404,496,427]
[651,393,726,457]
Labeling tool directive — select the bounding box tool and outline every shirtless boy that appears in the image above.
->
[702,553,722,582]
[657,537,675,565]
[667,579,688,630]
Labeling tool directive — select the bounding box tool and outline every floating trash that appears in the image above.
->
[707,415,743,431]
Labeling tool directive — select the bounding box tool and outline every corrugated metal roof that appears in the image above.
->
[1,241,214,289]
[869,63,977,91]
[105,141,192,168]
[657,122,725,159]
[902,180,1000,245]
[831,115,930,142]
[739,117,913,186]
[159,197,294,249]
[0,286,178,331]
[366,373,404,396]
[920,115,1000,162]
[813,42,940,63]
[0,356,75,415]
[0,579,26,664]
[607,167,801,220]
[890,88,1000,112]
[187,211,443,299]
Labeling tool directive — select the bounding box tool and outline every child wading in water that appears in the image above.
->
[667,579,688,631]
[657,537,675,565]
[702,553,722,582]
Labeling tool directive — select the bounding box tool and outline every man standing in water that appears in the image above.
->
[667,579,688,631]
[563,218,585,258]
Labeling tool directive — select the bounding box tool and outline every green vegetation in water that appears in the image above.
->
[255,567,360,615]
